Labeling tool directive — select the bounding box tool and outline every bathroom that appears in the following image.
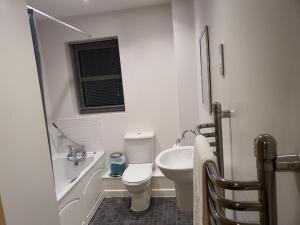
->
[1,0,300,225]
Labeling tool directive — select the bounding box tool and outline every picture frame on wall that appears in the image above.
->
[200,25,212,114]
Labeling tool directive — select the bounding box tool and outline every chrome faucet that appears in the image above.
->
[175,129,197,145]
[52,122,87,165]
[67,145,86,166]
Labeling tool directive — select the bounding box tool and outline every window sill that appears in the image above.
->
[79,105,125,114]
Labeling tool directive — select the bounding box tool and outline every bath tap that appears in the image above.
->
[52,123,87,165]
[175,129,197,145]
[67,145,87,165]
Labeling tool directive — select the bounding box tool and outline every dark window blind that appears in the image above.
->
[70,38,125,113]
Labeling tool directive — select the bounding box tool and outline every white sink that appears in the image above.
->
[155,146,193,182]
[155,146,194,211]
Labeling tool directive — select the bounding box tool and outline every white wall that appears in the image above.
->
[38,4,180,157]
[0,1,60,225]
[193,0,300,223]
[171,0,199,145]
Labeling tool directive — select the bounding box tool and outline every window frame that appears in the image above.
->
[69,37,125,114]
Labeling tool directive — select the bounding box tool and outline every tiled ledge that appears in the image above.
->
[102,168,175,198]
[102,167,165,179]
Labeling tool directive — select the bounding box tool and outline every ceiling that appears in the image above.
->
[27,0,170,19]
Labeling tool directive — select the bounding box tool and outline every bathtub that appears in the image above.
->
[52,151,105,225]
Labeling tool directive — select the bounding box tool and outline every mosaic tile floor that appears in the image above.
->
[89,197,193,225]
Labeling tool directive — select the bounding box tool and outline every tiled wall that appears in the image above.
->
[49,116,104,155]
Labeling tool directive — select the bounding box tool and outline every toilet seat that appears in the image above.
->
[122,163,153,185]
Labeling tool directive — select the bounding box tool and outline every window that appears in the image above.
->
[70,38,125,114]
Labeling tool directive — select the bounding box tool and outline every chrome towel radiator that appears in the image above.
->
[206,134,277,225]
[198,102,300,225]
[197,102,232,177]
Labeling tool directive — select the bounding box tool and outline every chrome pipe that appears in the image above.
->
[206,162,260,190]
[209,215,217,225]
[221,110,233,118]
[276,154,300,171]
[210,142,217,147]
[202,132,216,138]
[207,181,262,211]
[208,198,261,225]
[213,102,225,176]
[197,123,216,129]
[52,122,82,148]
[254,134,277,225]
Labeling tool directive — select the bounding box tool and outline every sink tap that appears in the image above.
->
[175,129,197,145]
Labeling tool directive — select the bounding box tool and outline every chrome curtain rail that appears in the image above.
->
[26,5,92,38]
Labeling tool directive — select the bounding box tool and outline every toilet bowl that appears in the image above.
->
[122,163,153,211]
[122,132,155,211]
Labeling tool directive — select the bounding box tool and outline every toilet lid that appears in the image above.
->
[122,163,153,184]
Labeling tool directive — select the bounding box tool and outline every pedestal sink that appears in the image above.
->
[155,146,194,211]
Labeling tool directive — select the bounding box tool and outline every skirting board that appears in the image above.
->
[104,189,176,198]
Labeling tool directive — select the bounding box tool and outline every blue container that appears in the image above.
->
[110,152,126,177]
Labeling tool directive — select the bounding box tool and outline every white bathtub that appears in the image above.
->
[52,151,105,225]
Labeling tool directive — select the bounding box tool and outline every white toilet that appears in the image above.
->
[122,132,154,212]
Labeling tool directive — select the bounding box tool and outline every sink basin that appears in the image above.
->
[155,146,193,182]
[155,146,194,211]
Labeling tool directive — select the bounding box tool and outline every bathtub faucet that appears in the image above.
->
[52,122,87,165]
[67,144,87,165]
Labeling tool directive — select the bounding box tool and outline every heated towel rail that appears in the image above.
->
[197,102,232,177]
[206,134,277,225]
[199,102,300,225]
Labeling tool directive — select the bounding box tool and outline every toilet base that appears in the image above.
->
[130,190,150,212]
